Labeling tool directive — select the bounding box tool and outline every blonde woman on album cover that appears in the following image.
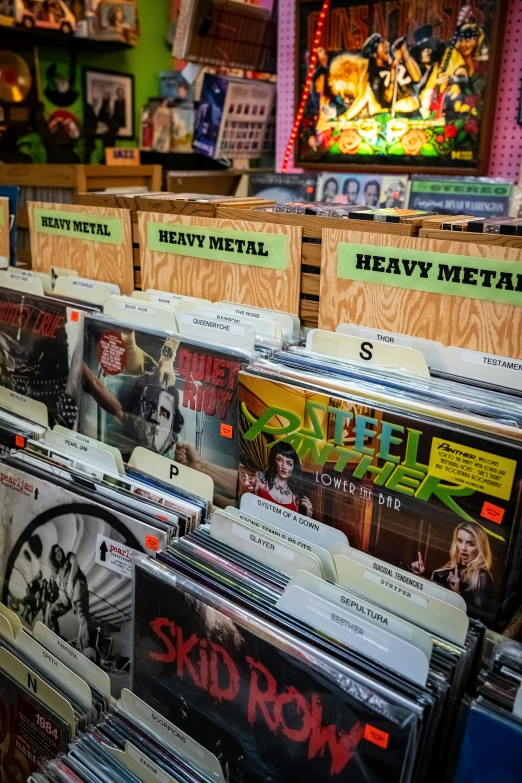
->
[411,521,494,622]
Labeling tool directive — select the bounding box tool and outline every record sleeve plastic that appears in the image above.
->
[238,371,522,629]
[80,316,246,506]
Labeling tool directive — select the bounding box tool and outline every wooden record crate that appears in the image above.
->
[214,207,418,327]
[75,193,274,291]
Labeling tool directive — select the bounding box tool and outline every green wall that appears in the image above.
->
[22,0,173,162]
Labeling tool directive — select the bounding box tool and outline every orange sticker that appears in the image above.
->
[220,423,233,439]
[364,724,389,750]
[481,501,505,524]
[70,310,80,322]
[15,435,25,448]
[145,535,160,551]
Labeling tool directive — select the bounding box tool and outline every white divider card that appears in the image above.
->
[0,601,22,635]
[120,690,225,783]
[43,429,120,474]
[55,276,118,306]
[0,269,45,297]
[104,295,179,331]
[0,269,53,294]
[0,648,76,736]
[177,311,256,353]
[306,329,431,378]
[222,507,337,581]
[329,543,466,612]
[53,425,125,474]
[336,323,445,369]
[0,386,48,427]
[333,554,469,646]
[106,742,175,783]
[435,346,522,393]
[0,612,14,642]
[215,301,297,341]
[287,571,433,662]
[0,257,8,269]
[193,306,282,343]
[239,493,348,550]
[277,585,429,686]
[210,513,324,578]
[129,446,214,505]
[15,630,93,712]
[33,621,111,709]
[142,289,213,312]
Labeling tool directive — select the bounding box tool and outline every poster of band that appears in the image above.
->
[297,0,498,170]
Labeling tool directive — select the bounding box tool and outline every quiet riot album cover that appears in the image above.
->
[80,316,245,507]
[238,372,522,629]
[297,0,498,170]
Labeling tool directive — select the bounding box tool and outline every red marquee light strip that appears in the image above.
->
[281,0,331,173]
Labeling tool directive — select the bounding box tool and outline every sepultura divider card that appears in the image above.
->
[0,287,89,429]
[80,315,247,507]
[238,371,522,630]
[132,557,420,783]
[0,461,168,698]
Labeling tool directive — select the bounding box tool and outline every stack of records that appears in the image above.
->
[0,600,109,783]
[131,496,486,782]
[237,353,522,631]
[0,425,212,700]
[79,313,250,508]
[449,638,522,782]
[30,688,225,783]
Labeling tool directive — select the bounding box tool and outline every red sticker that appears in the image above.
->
[70,310,80,322]
[364,724,389,750]
[15,435,25,448]
[98,331,126,376]
[145,535,160,551]
[481,501,505,524]
[220,423,233,439]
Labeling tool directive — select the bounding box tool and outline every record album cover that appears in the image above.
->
[80,317,245,506]
[0,287,85,429]
[0,462,166,696]
[238,372,522,629]
[0,666,70,783]
[132,557,418,783]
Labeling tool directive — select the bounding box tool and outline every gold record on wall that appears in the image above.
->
[0,51,32,103]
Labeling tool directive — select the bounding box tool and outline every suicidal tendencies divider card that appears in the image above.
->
[238,372,522,629]
[80,315,246,507]
[0,462,167,697]
[0,287,88,429]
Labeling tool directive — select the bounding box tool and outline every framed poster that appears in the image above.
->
[296,0,502,174]
[83,68,135,139]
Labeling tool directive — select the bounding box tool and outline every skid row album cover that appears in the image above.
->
[132,557,418,783]
[0,463,167,697]
[237,373,522,629]
[80,316,246,507]
[0,287,87,429]
[297,0,499,171]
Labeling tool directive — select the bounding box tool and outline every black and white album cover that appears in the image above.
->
[0,462,166,696]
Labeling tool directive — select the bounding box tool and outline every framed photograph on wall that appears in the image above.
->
[83,68,135,139]
[296,0,502,174]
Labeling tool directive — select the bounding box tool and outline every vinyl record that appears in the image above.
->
[0,51,32,103]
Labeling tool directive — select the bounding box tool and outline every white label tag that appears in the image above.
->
[129,447,214,505]
[194,306,280,340]
[0,386,49,427]
[239,493,348,549]
[43,431,119,474]
[336,322,445,368]
[126,742,175,783]
[215,301,296,340]
[433,347,522,393]
[363,569,428,608]
[231,521,295,561]
[278,586,429,686]
[307,329,430,377]
[120,689,225,782]
[514,685,522,719]
[53,425,125,474]
[178,312,255,351]
[95,534,139,578]
[104,295,178,330]
[54,276,116,305]
[0,270,45,297]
